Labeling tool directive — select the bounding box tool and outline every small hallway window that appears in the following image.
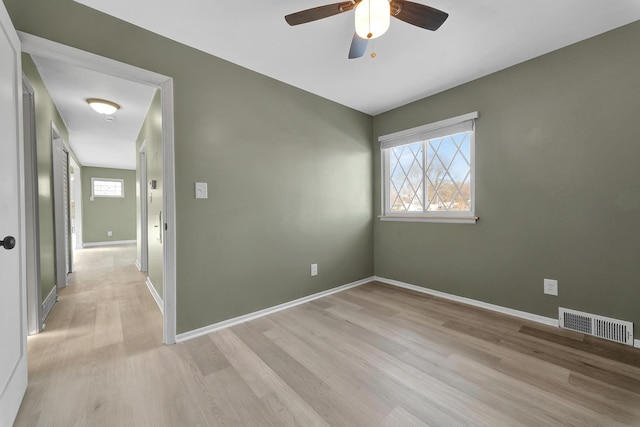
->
[91,177,124,198]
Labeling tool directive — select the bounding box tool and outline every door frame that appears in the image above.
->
[19,32,177,344]
[139,141,148,273]
[22,74,42,335]
[69,156,82,249]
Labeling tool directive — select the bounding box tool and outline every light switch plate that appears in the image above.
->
[195,182,208,199]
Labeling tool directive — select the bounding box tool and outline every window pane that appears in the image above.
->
[426,131,470,212]
[93,179,123,197]
[389,142,424,212]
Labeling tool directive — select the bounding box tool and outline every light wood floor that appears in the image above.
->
[15,245,640,426]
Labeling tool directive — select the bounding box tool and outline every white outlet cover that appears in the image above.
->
[544,278,558,296]
[195,182,208,199]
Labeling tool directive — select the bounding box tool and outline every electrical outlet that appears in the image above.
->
[544,278,558,296]
[107,231,112,237]
[311,263,318,277]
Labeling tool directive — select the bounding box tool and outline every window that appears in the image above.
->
[91,177,124,198]
[380,112,478,223]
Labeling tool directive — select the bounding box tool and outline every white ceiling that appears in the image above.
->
[33,1,640,170]
[32,55,156,170]
[73,0,640,116]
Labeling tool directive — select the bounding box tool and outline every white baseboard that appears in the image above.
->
[42,286,57,322]
[146,277,163,314]
[83,239,136,248]
[374,276,559,328]
[135,260,142,271]
[176,276,375,343]
[174,274,637,347]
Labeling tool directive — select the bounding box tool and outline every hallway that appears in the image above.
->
[15,245,164,426]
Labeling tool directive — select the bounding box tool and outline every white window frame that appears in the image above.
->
[91,177,125,198]
[379,112,479,224]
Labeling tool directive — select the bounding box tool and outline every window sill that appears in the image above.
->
[379,215,478,224]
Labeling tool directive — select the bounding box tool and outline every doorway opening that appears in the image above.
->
[20,32,177,344]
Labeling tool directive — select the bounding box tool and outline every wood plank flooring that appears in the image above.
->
[14,245,640,426]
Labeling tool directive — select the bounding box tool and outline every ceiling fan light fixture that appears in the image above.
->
[355,0,390,39]
[86,98,120,115]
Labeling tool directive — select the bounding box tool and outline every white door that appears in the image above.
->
[62,146,71,274]
[0,3,28,427]
[52,134,69,287]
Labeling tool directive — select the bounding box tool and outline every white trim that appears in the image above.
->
[18,32,171,88]
[379,215,478,224]
[19,31,178,345]
[161,80,177,345]
[23,74,42,336]
[146,277,163,314]
[374,276,559,327]
[176,276,374,343]
[378,111,479,147]
[135,260,142,271]
[90,177,124,198]
[42,286,57,322]
[635,339,640,349]
[138,141,148,273]
[69,156,83,250]
[83,240,136,248]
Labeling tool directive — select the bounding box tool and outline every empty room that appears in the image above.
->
[1,0,640,426]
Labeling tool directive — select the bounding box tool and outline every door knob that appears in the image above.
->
[1,236,16,250]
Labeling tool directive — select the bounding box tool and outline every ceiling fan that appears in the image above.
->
[285,0,449,59]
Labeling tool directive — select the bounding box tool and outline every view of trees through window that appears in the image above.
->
[389,131,471,213]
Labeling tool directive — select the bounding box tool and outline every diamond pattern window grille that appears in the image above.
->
[389,142,424,212]
[388,131,472,214]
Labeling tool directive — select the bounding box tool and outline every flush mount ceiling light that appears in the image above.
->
[86,98,120,115]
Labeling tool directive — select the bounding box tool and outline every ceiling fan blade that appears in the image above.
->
[348,33,368,59]
[285,2,356,26]
[390,1,449,31]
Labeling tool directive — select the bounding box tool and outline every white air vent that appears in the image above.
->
[559,308,634,346]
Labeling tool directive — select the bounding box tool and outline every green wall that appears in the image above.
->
[136,89,163,299]
[21,54,69,301]
[11,1,640,341]
[5,0,374,334]
[82,167,136,243]
[373,21,640,339]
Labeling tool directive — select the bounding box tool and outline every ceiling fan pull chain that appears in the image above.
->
[367,0,373,38]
